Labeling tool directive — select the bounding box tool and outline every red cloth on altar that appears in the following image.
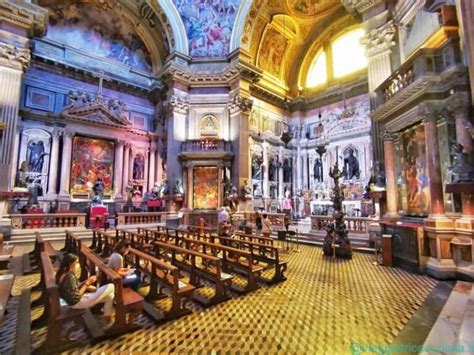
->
[90,206,107,229]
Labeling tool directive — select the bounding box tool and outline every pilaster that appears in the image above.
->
[382,131,399,219]
[46,129,62,199]
[113,140,125,200]
[122,143,131,195]
[58,130,74,208]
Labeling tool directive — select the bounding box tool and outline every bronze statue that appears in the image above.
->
[343,148,360,180]
[313,158,323,182]
[91,178,105,205]
[448,143,474,183]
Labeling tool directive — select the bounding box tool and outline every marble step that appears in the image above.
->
[458,285,474,352]
[421,281,473,354]
[9,230,93,245]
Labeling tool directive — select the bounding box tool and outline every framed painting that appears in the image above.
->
[70,136,114,196]
[193,167,219,209]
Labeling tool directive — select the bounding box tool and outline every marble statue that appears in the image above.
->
[174,179,185,196]
[26,175,43,207]
[150,182,161,200]
[27,141,48,173]
[448,143,474,183]
[91,178,105,205]
[241,179,253,199]
[283,159,292,182]
[374,161,386,189]
[159,179,170,197]
[343,148,360,180]
[252,154,263,180]
[125,180,134,207]
[269,158,277,181]
[313,158,323,182]
[133,155,144,180]
[15,161,29,188]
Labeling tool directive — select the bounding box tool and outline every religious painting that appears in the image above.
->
[400,125,430,215]
[173,0,241,57]
[70,136,114,196]
[46,3,152,72]
[308,122,324,139]
[193,167,219,209]
[257,28,288,77]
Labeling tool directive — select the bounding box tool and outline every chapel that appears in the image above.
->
[0,0,473,353]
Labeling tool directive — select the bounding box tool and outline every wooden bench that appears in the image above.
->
[79,246,144,335]
[63,230,83,255]
[127,247,195,321]
[152,241,234,306]
[90,229,117,257]
[181,238,262,293]
[14,288,31,355]
[35,252,103,352]
[218,236,287,284]
[234,231,275,247]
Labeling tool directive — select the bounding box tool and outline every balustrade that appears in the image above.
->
[181,139,232,153]
[310,215,370,235]
[116,212,170,226]
[10,213,86,229]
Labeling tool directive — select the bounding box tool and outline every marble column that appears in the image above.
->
[128,148,134,182]
[143,149,150,193]
[155,139,163,183]
[262,141,269,198]
[302,150,308,189]
[149,146,156,187]
[296,144,302,191]
[59,130,74,199]
[9,126,21,190]
[122,143,131,195]
[229,95,252,190]
[423,117,445,216]
[167,96,189,195]
[278,148,284,199]
[292,154,297,195]
[113,140,124,200]
[458,0,474,104]
[46,129,61,198]
[382,132,398,219]
[362,19,396,163]
[448,95,472,153]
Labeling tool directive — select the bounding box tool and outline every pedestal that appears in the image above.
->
[90,205,108,229]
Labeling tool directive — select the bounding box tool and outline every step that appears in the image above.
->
[421,281,473,354]
[458,285,474,352]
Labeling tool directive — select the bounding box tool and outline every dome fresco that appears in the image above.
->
[173,0,241,57]
[46,2,153,72]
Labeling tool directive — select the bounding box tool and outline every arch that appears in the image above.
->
[230,0,253,52]
[157,0,189,55]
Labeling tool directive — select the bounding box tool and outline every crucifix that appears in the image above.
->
[92,70,111,98]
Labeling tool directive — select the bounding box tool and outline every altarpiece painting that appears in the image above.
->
[193,167,219,209]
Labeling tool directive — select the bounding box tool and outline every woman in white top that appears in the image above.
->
[108,240,140,291]
[261,213,272,238]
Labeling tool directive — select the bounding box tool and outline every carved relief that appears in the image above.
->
[0,43,30,71]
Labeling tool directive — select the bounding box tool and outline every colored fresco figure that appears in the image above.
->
[173,0,240,57]
[27,140,48,173]
[46,3,152,71]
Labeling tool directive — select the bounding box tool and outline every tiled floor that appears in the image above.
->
[1,243,438,354]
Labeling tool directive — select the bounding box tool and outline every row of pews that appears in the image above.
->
[19,225,287,353]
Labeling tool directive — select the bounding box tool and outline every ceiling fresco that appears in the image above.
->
[46,2,153,72]
[172,0,241,57]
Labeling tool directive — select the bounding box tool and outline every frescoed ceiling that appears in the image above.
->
[172,0,241,58]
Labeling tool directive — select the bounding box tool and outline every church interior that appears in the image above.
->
[0,0,473,353]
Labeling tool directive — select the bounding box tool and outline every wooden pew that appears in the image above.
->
[90,229,117,257]
[139,227,178,246]
[79,245,144,335]
[35,251,103,352]
[116,229,153,252]
[152,241,234,306]
[181,238,262,293]
[234,231,275,246]
[127,247,195,320]
[28,232,59,273]
[63,230,83,255]
[218,236,287,284]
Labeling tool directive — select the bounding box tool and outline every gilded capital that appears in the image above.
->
[341,0,385,14]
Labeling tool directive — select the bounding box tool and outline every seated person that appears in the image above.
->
[107,240,141,291]
[56,253,115,323]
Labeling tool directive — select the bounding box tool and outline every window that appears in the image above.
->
[306,50,327,88]
[332,29,367,78]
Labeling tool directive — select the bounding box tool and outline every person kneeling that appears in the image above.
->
[108,240,141,291]
[56,253,115,323]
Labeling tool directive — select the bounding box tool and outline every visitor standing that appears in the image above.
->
[262,213,272,238]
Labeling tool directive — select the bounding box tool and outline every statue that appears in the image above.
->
[159,179,170,197]
[343,148,360,180]
[26,175,43,207]
[251,154,263,180]
[369,161,386,190]
[125,181,134,208]
[174,179,185,196]
[241,179,253,199]
[448,143,474,183]
[313,158,323,182]
[268,158,277,181]
[133,155,145,180]
[150,182,161,200]
[283,159,292,183]
[91,178,105,205]
[15,161,29,188]
[27,141,48,173]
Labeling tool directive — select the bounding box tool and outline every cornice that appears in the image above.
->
[0,1,48,37]
[0,43,30,71]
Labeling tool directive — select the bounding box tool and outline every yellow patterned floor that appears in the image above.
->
[1,243,437,354]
